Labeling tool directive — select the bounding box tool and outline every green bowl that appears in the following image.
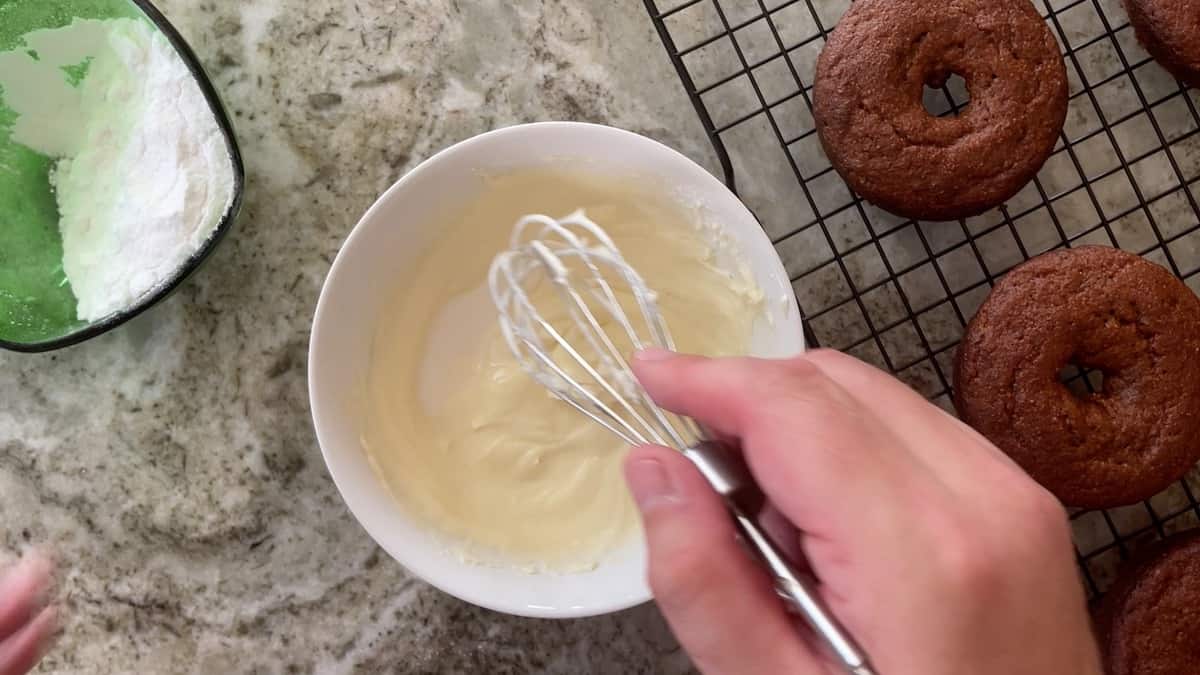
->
[0,0,244,352]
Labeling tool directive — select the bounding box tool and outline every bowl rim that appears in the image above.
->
[0,0,245,353]
[309,121,805,618]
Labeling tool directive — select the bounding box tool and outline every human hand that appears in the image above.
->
[623,349,1100,675]
[0,553,56,675]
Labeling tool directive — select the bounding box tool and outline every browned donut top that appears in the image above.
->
[1123,0,1200,87]
[813,0,1068,221]
[1095,530,1200,675]
[953,246,1200,509]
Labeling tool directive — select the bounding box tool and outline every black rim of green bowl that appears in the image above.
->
[0,0,246,354]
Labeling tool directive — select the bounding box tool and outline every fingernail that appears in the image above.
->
[634,348,675,363]
[626,458,681,511]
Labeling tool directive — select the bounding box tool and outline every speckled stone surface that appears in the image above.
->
[8,0,1200,670]
[0,1,714,672]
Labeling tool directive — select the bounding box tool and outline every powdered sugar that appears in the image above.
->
[0,18,234,322]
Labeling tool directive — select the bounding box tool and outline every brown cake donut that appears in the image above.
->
[1094,530,1200,674]
[813,0,1068,221]
[1123,0,1200,88]
[954,246,1200,509]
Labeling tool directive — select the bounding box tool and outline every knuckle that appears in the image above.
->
[991,468,1071,541]
[736,354,847,405]
[763,370,865,429]
[1017,487,1071,544]
[759,357,834,405]
[938,526,1003,595]
[802,348,852,370]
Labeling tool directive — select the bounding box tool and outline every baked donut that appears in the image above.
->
[813,0,1068,221]
[1094,530,1200,675]
[954,246,1200,509]
[1123,0,1200,88]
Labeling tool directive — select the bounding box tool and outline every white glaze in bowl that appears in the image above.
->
[308,122,805,618]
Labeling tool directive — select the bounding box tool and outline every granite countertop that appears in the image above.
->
[0,1,715,672]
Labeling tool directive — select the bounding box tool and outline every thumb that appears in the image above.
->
[625,446,821,675]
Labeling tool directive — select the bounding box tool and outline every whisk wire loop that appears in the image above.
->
[489,211,696,451]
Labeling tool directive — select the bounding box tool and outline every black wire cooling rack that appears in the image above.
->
[643,0,1200,597]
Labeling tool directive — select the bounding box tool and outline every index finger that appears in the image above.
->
[631,349,941,541]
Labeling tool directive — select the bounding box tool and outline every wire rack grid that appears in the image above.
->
[643,0,1200,597]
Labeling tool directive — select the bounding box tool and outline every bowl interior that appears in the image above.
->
[0,0,243,351]
[309,122,805,618]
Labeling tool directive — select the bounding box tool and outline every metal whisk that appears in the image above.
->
[489,211,875,675]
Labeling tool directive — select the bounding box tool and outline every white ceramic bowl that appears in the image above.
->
[308,122,805,618]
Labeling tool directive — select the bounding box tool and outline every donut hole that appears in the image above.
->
[922,73,971,117]
[1058,363,1106,398]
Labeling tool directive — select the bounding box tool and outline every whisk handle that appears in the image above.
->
[683,442,876,675]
